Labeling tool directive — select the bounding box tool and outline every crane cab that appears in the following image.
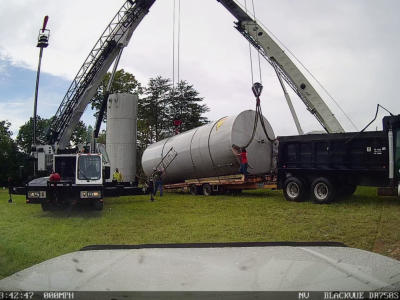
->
[53,153,103,185]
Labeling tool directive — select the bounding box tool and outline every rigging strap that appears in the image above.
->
[238,82,274,150]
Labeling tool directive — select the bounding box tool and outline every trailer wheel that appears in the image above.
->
[311,177,336,204]
[202,184,213,196]
[217,186,226,195]
[190,185,200,196]
[283,177,307,202]
[94,200,104,211]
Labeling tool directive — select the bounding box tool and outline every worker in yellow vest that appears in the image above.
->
[112,168,123,183]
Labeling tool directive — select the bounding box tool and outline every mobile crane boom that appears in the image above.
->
[48,0,156,150]
[217,0,345,133]
[49,0,344,153]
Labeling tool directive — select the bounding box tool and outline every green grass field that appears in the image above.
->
[0,187,399,279]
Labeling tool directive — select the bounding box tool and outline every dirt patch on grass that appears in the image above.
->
[373,239,385,253]
[388,242,400,260]
[373,239,400,260]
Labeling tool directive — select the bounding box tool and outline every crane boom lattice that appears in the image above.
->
[49,0,156,149]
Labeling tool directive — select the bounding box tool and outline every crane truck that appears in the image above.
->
[21,0,157,210]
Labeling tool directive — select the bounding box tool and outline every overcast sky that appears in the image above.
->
[0,0,399,137]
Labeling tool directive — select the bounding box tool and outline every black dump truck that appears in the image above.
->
[277,115,400,203]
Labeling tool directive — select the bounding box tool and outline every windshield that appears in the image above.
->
[77,155,101,180]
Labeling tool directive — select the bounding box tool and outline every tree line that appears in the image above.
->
[0,70,209,185]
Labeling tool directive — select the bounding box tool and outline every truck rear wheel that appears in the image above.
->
[202,184,212,196]
[283,177,307,202]
[311,177,336,204]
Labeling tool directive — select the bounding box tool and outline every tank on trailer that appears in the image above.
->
[106,93,138,182]
[142,110,275,184]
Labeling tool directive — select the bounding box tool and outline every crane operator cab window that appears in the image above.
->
[54,156,76,180]
[77,155,101,181]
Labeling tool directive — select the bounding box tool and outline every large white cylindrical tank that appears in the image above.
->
[142,110,275,184]
[106,93,138,182]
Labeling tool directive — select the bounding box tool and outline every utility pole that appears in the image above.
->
[32,16,50,177]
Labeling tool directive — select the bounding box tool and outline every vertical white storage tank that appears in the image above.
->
[106,93,138,182]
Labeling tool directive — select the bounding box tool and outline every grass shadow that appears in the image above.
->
[107,196,152,205]
[338,193,399,207]
[37,205,103,219]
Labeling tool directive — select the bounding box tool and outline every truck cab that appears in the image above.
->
[26,153,108,211]
[55,153,103,185]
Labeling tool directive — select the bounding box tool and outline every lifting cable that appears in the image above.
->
[172,0,181,89]
[244,0,254,84]
[172,0,176,90]
[254,17,358,131]
[171,0,182,134]
[177,0,181,83]
[237,82,274,150]
[236,0,270,150]
[250,0,262,84]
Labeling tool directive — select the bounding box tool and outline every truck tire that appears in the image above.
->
[202,184,212,196]
[311,177,336,204]
[94,200,104,211]
[190,185,200,196]
[283,177,307,202]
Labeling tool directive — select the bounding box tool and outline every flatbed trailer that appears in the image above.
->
[164,174,277,196]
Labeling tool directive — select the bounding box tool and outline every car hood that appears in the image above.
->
[1,242,399,291]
